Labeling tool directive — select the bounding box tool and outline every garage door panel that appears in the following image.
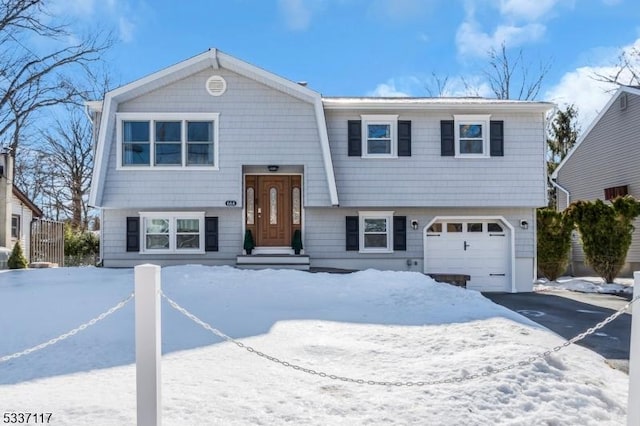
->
[425,220,510,292]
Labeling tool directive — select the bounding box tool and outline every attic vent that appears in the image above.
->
[620,93,628,110]
[206,75,227,96]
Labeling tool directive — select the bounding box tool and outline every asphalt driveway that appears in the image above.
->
[483,291,632,371]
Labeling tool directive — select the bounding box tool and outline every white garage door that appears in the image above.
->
[424,219,510,292]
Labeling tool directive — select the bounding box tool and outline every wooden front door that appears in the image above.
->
[245,175,301,247]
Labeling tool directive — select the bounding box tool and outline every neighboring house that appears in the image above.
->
[0,151,43,264]
[552,85,640,276]
[87,49,553,292]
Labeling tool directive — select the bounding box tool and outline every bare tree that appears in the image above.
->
[425,72,451,97]
[0,0,112,152]
[483,42,551,100]
[39,105,93,229]
[592,45,640,86]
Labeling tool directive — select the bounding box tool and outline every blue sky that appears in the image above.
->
[59,0,640,128]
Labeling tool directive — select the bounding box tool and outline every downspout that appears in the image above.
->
[550,178,570,210]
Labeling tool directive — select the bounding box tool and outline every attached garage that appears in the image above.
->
[424,217,513,292]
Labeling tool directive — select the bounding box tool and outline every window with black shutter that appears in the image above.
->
[346,216,359,250]
[126,217,140,252]
[393,216,407,251]
[204,217,219,251]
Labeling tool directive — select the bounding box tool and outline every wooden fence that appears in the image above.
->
[30,219,64,266]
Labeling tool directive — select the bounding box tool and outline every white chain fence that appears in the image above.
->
[0,292,135,363]
[161,291,640,387]
[1,287,636,388]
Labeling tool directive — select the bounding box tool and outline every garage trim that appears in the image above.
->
[422,215,516,293]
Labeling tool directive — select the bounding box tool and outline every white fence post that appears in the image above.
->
[629,272,640,426]
[135,264,162,426]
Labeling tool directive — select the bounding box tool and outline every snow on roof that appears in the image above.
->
[322,96,554,111]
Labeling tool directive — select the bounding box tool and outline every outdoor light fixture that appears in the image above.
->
[267,165,279,172]
[411,220,419,230]
[520,220,529,230]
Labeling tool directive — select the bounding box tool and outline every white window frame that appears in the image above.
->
[140,212,205,254]
[11,214,20,239]
[358,211,394,253]
[361,115,398,158]
[454,114,491,158]
[117,113,220,170]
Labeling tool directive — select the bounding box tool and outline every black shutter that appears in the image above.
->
[440,120,455,156]
[393,216,407,251]
[205,217,218,252]
[348,120,362,157]
[397,120,411,157]
[126,217,140,252]
[345,216,359,251]
[490,120,504,157]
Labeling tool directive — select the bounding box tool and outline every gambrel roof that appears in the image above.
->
[88,48,338,207]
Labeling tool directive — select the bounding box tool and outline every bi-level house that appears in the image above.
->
[87,49,553,292]
[552,85,640,276]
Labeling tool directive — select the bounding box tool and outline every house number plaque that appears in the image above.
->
[225,200,237,207]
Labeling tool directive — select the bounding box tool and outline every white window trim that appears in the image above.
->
[140,211,205,254]
[361,114,398,158]
[453,114,491,158]
[116,113,220,170]
[11,214,20,239]
[359,210,394,253]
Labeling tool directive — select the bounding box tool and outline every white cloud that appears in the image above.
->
[367,79,412,97]
[278,0,329,31]
[545,38,640,130]
[545,67,618,130]
[498,0,562,21]
[368,74,494,98]
[50,0,96,17]
[278,0,312,30]
[118,17,135,43]
[367,0,434,21]
[456,19,545,57]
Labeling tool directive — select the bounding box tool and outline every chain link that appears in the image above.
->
[0,292,135,363]
[162,291,639,387]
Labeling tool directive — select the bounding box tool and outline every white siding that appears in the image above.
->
[326,110,547,207]
[556,91,640,266]
[101,208,242,267]
[304,207,535,290]
[101,67,331,209]
[11,194,33,262]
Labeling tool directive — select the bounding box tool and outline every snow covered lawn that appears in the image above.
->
[535,276,634,297]
[0,266,630,425]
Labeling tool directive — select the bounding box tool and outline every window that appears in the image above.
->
[140,212,204,253]
[447,223,463,233]
[467,223,483,232]
[155,121,181,165]
[123,121,150,165]
[118,113,219,169]
[487,223,504,233]
[359,211,393,253]
[11,215,20,239]
[454,115,490,157]
[427,223,442,233]
[361,115,398,157]
[604,185,628,201]
[187,121,214,165]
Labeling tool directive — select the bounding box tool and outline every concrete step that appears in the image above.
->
[236,254,310,271]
